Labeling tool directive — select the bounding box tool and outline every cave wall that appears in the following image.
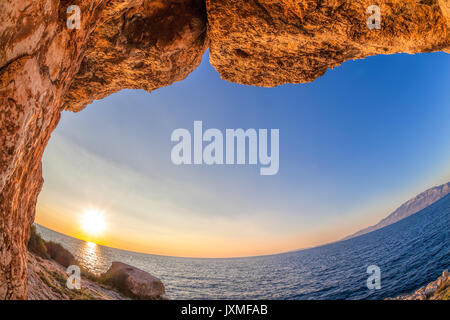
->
[0,0,448,299]
[0,0,207,299]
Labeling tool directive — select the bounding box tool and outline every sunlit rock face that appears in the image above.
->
[0,0,105,300]
[0,0,448,299]
[0,0,206,299]
[207,0,450,86]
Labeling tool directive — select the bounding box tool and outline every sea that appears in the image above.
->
[36,194,450,300]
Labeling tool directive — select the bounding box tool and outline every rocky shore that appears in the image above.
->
[27,252,128,300]
[27,248,449,300]
[388,269,450,300]
[27,252,167,300]
[27,226,166,300]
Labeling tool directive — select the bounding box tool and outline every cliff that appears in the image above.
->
[0,0,449,299]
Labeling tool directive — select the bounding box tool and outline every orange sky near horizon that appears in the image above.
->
[33,52,450,259]
[35,173,449,258]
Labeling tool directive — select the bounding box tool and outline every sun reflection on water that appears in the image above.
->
[87,241,96,248]
[80,241,100,272]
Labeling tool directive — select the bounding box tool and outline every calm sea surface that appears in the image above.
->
[36,195,450,300]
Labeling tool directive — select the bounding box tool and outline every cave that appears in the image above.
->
[0,0,448,299]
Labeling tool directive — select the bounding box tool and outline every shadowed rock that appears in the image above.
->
[63,0,207,112]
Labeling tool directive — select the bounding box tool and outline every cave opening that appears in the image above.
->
[35,50,450,268]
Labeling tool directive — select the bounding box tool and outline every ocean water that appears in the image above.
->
[36,194,450,300]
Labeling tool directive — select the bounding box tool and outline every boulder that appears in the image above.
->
[102,262,165,299]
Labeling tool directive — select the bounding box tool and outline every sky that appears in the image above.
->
[36,51,450,258]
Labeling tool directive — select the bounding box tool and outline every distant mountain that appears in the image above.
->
[343,182,450,240]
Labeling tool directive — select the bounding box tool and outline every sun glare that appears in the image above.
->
[81,209,106,237]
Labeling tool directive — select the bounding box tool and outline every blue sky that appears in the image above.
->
[36,51,450,257]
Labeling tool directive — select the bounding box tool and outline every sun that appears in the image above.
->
[81,209,106,237]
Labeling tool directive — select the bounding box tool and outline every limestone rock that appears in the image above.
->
[63,0,207,111]
[102,262,165,299]
[207,0,450,86]
[424,282,439,296]
[0,0,206,299]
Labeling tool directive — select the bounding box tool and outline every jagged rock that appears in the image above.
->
[102,262,165,299]
[424,282,439,296]
[0,0,448,299]
[63,0,207,111]
[207,0,450,86]
[437,269,449,287]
